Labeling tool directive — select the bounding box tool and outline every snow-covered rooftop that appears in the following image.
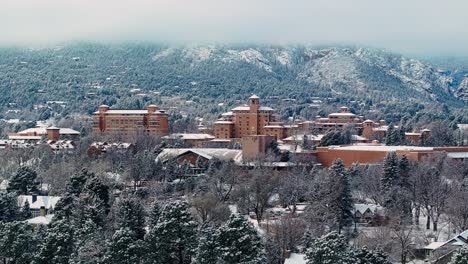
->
[162,133,215,140]
[18,195,61,210]
[156,148,242,163]
[17,127,80,135]
[284,253,307,264]
[327,145,434,152]
[329,113,356,117]
[25,214,54,225]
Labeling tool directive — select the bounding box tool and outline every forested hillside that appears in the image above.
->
[0,43,466,131]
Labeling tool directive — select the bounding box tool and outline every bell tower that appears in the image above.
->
[249,95,260,135]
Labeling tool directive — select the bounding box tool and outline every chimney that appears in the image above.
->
[422,129,431,139]
[46,127,60,141]
[340,106,348,113]
[98,104,109,113]
[39,206,46,216]
[147,104,159,113]
[379,119,386,126]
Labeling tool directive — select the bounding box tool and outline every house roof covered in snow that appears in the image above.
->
[25,214,54,225]
[156,148,242,163]
[162,133,215,140]
[17,195,61,210]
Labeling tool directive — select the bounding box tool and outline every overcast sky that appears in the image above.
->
[2,0,468,56]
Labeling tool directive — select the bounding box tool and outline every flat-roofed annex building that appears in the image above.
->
[93,105,169,138]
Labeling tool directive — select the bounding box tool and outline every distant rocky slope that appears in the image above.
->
[0,44,466,124]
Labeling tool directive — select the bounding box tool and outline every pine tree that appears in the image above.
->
[381,152,400,190]
[301,229,314,250]
[354,246,391,264]
[149,200,198,264]
[302,134,311,150]
[0,221,37,264]
[0,192,19,222]
[329,159,353,233]
[385,124,396,145]
[451,247,468,264]
[116,198,146,240]
[70,220,106,264]
[148,202,161,227]
[194,225,219,264]
[102,228,142,264]
[216,214,263,264]
[82,173,110,227]
[66,169,89,196]
[34,219,74,264]
[305,231,355,264]
[7,166,39,195]
[20,199,32,220]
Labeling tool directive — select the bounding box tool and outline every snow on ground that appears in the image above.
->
[152,48,176,60]
[223,49,273,72]
[284,253,307,264]
[182,46,215,63]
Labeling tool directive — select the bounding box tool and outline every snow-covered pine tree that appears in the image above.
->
[353,246,391,264]
[194,225,219,264]
[381,152,400,190]
[303,134,311,150]
[149,200,197,264]
[34,219,74,264]
[385,123,396,145]
[7,166,39,195]
[451,247,468,264]
[116,198,146,240]
[101,227,142,264]
[0,192,19,222]
[301,229,314,251]
[0,221,37,264]
[66,169,89,196]
[329,159,353,233]
[82,172,110,227]
[70,220,105,264]
[148,202,161,227]
[20,199,32,220]
[305,231,355,264]
[216,214,263,264]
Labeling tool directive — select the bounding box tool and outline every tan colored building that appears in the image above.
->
[92,105,169,138]
[362,119,430,144]
[314,144,468,167]
[306,106,364,133]
[214,95,296,140]
[242,135,276,160]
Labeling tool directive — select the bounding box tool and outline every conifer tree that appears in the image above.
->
[385,124,397,145]
[0,221,37,264]
[305,231,355,264]
[20,199,32,220]
[82,173,110,227]
[7,166,39,195]
[34,219,74,264]
[70,220,106,264]
[381,152,400,190]
[302,134,311,150]
[451,247,468,264]
[354,246,391,264]
[116,198,146,240]
[194,225,218,264]
[101,228,142,264]
[149,200,198,264]
[329,159,353,233]
[148,202,161,227]
[216,214,263,264]
[0,192,19,222]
